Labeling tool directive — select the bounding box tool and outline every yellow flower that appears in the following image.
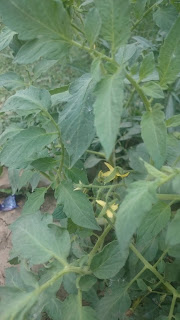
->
[98,162,129,183]
[96,200,118,219]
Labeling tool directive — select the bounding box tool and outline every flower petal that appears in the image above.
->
[96,200,106,208]
[104,162,114,172]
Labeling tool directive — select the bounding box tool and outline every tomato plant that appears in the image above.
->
[0,0,180,319]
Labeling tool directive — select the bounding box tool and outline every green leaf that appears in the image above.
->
[90,240,127,279]
[165,259,180,282]
[15,38,69,64]
[0,0,72,40]
[33,59,57,78]
[53,205,66,221]
[55,181,100,230]
[0,72,24,90]
[137,279,148,291]
[166,114,180,127]
[22,188,47,215]
[6,264,38,290]
[95,0,130,55]
[0,127,57,169]
[141,107,167,168]
[136,202,171,261]
[31,157,59,172]
[166,134,180,166]
[139,52,155,80]
[115,43,137,64]
[96,287,131,320]
[141,82,164,99]
[5,267,29,290]
[2,86,51,115]
[0,0,72,64]
[10,212,70,265]
[8,168,20,194]
[44,297,63,320]
[51,91,70,106]
[29,172,41,192]
[128,143,149,174]
[93,71,124,159]
[0,287,37,320]
[159,16,180,87]
[17,170,35,191]
[171,0,180,12]
[84,155,102,169]
[59,74,95,166]
[115,181,157,263]
[1,262,64,320]
[166,209,180,248]
[64,161,88,184]
[63,273,77,294]
[79,275,97,291]
[0,124,23,145]
[153,5,178,33]
[84,8,101,46]
[0,27,16,51]
[133,0,148,19]
[62,295,98,320]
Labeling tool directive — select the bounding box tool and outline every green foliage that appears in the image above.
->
[84,8,101,46]
[0,72,25,90]
[94,70,124,158]
[0,0,180,319]
[95,0,130,56]
[55,181,100,230]
[115,180,157,261]
[159,16,180,87]
[141,107,167,168]
[0,127,57,168]
[59,74,96,166]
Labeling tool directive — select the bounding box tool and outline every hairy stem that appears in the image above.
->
[88,224,112,265]
[157,194,180,201]
[130,244,180,298]
[75,183,121,190]
[126,265,147,291]
[168,294,177,320]
[131,1,163,31]
[125,73,151,111]
[86,149,106,158]
[42,109,65,182]
[69,38,154,113]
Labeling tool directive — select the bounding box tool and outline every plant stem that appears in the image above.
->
[88,224,112,265]
[86,149,106,158]
[157,194,180,201]
[168,294,177,320]
[131,281,161,313]
[131,1,162,31]
[69,39,113,63]
[125,73,151,111]
[125,88,135,109]
[42,109,65,182]
[130,244,180,298]
[78,288,82,306]
[75,183,121,190]
[153,249,168,268]
[126,265,147,291]
[9,266,90,320]
[69,38,154,114]
[39,171,53,182]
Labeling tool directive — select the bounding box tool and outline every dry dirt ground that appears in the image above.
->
[0,168,56,286]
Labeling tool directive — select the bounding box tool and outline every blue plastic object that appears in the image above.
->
[0,195,18,211]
